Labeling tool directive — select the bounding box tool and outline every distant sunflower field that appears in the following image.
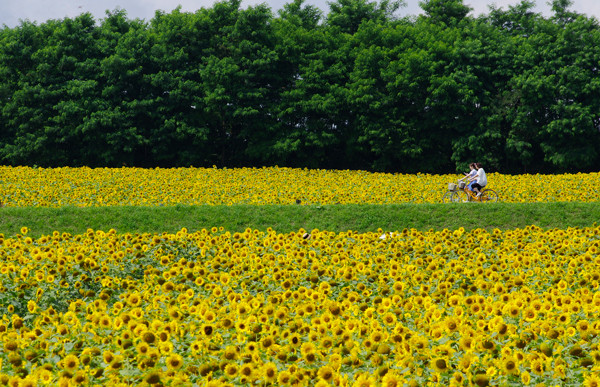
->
[1,167,600,386]
[0,166,599,206]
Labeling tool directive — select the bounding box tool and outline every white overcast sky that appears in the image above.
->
[1,0,599,28]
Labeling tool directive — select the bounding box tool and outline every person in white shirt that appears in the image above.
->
[468,162,487,198]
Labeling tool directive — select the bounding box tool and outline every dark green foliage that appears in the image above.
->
[419,0,471,26]
[0,0,599,172]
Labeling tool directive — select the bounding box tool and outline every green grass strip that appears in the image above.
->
[1,202,599,238]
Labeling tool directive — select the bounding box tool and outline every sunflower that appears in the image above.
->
[300,342,316,357]
[27,300,37,313]
[235,320,248,332]
[277,370,292,385]
[500,356,519,376]
[320,335,334,349]
[317,365,335,382]
[392,281,405,293]
[519,370,531,385]
[429,326,444,340]
[381,371,403,387]
[142,331,157,345]
[62,355,79,372]
[370,331,384,344]
[71,371,88,385]
[136,342,151,358]
[472,373,489,387]
[557,312,571,325]
[18,376,36,387]
[261,335,275,350]
[444,317,460,333]
[305,351,320,364]
[109,355,124,370]
[577,320,591,335]
[522,307,536,322]
[539,341,553,357]
[352,373,377,387]
[7,353,22,367]
[222,345,239,361]
[480,339,495,352]
[127,292,142,307]
[212,286,223,297]
[554,364,567,379]
[409,335,428,352]
[261,362,278,382]
[495,323,509,338]
[166,353,184,371]
[431,357,450,373]
[218,272,230,285]
[451,372,465,385]
[3,341,18,352]
[530,359,544,376]
[224,363,238,379]
[583,373,600,387]
[56,324,69,336]
[98,315,112,329]
[458,354,477,372]
[143,370,161,385]
[288,333,302,348]
[102,350,115,364]
[458,336,474,352]
[507,304,520,318]
[434,343,454,358]
[239,364,254,380]
[204,310,217,323]
[35,368,53,384]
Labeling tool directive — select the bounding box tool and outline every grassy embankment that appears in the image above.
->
[0,202,598,238]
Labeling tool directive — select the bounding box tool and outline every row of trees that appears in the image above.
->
[0,0,599,173]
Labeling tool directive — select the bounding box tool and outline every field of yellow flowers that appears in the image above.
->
[1,166,600,386]
[1,225,600,386]
[0,166,599,206]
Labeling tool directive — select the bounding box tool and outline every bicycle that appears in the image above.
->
[441,181,499,203]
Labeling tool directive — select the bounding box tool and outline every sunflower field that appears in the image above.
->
[1,167,600,386]
[0,166,599,206]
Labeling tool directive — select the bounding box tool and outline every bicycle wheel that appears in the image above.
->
[480,189,498,203]
[450,191,467,203]
[441,192,453,203]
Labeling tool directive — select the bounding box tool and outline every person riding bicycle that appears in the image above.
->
[459,163,477,191]
[468,162,487,198]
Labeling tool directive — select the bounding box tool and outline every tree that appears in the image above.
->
[97,10,154,166]
[146,7,213,166]
[551,0,578,25]
[195,0,282,166]
[383,20,463,172]
[419,0,471,26]
[274,26,353,168]
[0,14,106,166]
[448,18,521,172]
[0,21,44,164]
[326,0,403,34]
[486,1,540,36]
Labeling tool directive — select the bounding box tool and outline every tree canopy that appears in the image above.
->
[0,0,598,173]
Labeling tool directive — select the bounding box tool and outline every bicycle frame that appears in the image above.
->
[463,186,496,202]
[442,182,498,203]
[463,186,478,201]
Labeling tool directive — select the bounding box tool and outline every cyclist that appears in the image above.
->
[459,163,477,191]
[469,162,487,198]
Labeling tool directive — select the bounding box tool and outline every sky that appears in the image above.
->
[1,0,599,28]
